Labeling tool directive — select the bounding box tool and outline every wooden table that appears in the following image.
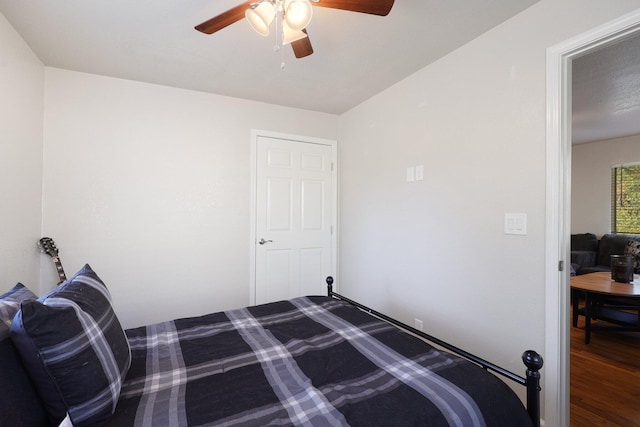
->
[571,272,640,344]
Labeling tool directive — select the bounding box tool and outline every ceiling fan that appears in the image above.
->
[195,0,395,59]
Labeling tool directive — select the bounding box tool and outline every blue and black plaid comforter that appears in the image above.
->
[101,296,532,426]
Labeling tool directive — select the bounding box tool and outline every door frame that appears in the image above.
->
[545,9,640,427]
[249,129,338,306]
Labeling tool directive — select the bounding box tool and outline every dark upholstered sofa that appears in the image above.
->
[571,233,640,275]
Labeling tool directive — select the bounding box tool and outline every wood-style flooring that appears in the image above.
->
[571,312,640,426]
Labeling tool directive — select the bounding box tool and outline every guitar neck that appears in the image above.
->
[52,256,67,283]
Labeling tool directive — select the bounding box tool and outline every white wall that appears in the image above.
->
[0,13,44,292]
[337,0,640,396]
[572,134,640,236]
[42,68,337,328]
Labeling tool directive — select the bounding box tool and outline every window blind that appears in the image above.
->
[612,164,640,234]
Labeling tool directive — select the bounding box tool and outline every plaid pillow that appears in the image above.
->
[10,264,131,426]
[0,283,48,427]
[0,283,37,340]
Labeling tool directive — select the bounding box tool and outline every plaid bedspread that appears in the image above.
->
[101,296,532,427]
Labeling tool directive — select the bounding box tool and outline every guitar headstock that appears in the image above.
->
[38,237,59,258]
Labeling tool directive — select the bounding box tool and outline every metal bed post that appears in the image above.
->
[523,350,543,427]
[326,276,543,427]
[326,276,334,295]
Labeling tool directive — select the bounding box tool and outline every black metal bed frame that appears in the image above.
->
[325,276,543,427]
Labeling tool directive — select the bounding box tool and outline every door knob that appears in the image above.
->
[258,238,273,245]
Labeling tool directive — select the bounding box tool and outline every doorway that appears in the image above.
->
[249,130,338,305]
[546,10,640,427]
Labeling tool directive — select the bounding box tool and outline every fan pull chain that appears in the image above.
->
[273,7,286,69]
[273,7,279,50]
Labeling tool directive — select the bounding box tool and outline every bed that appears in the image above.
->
[1,265,542,427]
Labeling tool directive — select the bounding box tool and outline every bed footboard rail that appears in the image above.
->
[326,276,543,427]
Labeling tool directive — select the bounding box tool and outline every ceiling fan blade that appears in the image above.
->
[195,1,253,34]
[312,0,394,16]
[291,30,313,58]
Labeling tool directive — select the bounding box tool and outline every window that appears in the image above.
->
[612,163,640,234]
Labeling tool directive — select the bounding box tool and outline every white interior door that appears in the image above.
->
[254,134,335,304]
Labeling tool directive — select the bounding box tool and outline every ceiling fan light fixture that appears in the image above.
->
[282,21,308,45]
[284,0,313,31]
[246,1,276,36]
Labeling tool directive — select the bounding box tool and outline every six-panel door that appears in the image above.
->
[255,136,333,304]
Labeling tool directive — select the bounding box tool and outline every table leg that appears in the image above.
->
[572,289,579,327]
[584,293,591,344]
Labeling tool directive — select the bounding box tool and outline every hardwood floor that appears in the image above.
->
[571,311,640,426]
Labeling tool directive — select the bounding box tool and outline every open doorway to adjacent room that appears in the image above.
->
[546,9,640,427]
[569,30,640,426]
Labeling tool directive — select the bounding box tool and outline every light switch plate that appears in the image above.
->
[415,165,424,181]
[504,213,527,235]
[406,167,415,182]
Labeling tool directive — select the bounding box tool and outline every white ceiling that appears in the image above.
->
[572,32,640,144]
[1,0,638,144]
[0,0,539,114]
